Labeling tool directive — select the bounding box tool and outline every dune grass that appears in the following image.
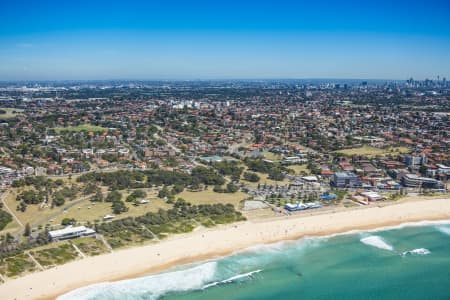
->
[72,237,109,256]
[0,254,37,278]
[31,243,79,267]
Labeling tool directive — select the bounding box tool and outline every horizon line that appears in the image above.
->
[0,77,429,83]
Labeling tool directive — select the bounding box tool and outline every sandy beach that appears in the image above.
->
[1,197,449,300]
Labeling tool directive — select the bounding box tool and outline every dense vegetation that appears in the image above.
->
[31,243,79,267]
[0,210,13,231]
[96,199,245,248]
[212,160,244,182]
[105,191,128,214]
[244,158,287,181]
[0,254,36,278]
[0,231,49,260]
[243,171,260,182]
[12,176,81,212]
[213,182,239,193]
[77,167,225,190]
[126,189,147,202]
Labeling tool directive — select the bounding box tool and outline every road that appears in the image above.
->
[31,192,107,229]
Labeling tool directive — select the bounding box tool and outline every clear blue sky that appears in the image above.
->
[0,0,449,80]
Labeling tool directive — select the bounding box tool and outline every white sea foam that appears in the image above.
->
[202,269,262,290]
[360,236,394,251]
[59,220,448,299]
[435,225,450,236]
[243,236,324,256]
[232,220,450,259]
[244,240,288,254]
[401,248,431,256]
[58,261,218,300]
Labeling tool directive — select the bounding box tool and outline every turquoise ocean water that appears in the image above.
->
[59,221,450,300]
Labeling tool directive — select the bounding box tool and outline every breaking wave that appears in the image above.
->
[401,248,431,256]
[58,261,218,300]
[202,269,262,290]
[435,225,450,236]
[360,235,394,251]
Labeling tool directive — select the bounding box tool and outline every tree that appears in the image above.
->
[91,190,104,202]
[24,223,31,237]
[0,210,12,230]
[171,184,184,194]
[53,194,65,206]
[226,182,239,193]
[61,218,76,226]
[112,200,128,214]
[83,182,98,195]
[243,172,260,182]
[17,201,27,212]
[213,185,224,193]
[158,186,170,199]
[106,191,122,202]
[191,166,225,185]
[268,168,284,181]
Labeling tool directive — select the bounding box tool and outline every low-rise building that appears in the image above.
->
[401,174,444,189]
[48,226,95,241]
[332,172,360,188]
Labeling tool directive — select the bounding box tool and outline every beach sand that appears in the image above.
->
[1,197,449,300]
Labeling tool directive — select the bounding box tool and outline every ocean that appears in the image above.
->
[59,221,450,300]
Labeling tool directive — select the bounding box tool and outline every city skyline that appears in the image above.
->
[1,0,450,80]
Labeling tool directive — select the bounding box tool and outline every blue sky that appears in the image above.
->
[0,0,449,80]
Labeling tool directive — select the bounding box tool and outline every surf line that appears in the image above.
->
[202,269,263,290]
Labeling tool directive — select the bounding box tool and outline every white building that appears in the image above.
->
[48,226,95,241]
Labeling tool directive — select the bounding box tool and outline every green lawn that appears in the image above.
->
[261,151,283,161]
[335,145,410,157]
[52,196,170,224]
[240,167,289,186]
[287,164,311,175]
[53,124,108,133]
[179,187,247,207]
[0,108,23,119]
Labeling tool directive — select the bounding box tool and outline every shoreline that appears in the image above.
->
[0,197,449,300]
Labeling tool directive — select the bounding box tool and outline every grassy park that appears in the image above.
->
[52,196,171,224]
[287,164,311,175]
[53,124,108,133]
[240,169,289,187]
[335,145,410,157]
[0,108,23,119]
[179,187,247,207]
